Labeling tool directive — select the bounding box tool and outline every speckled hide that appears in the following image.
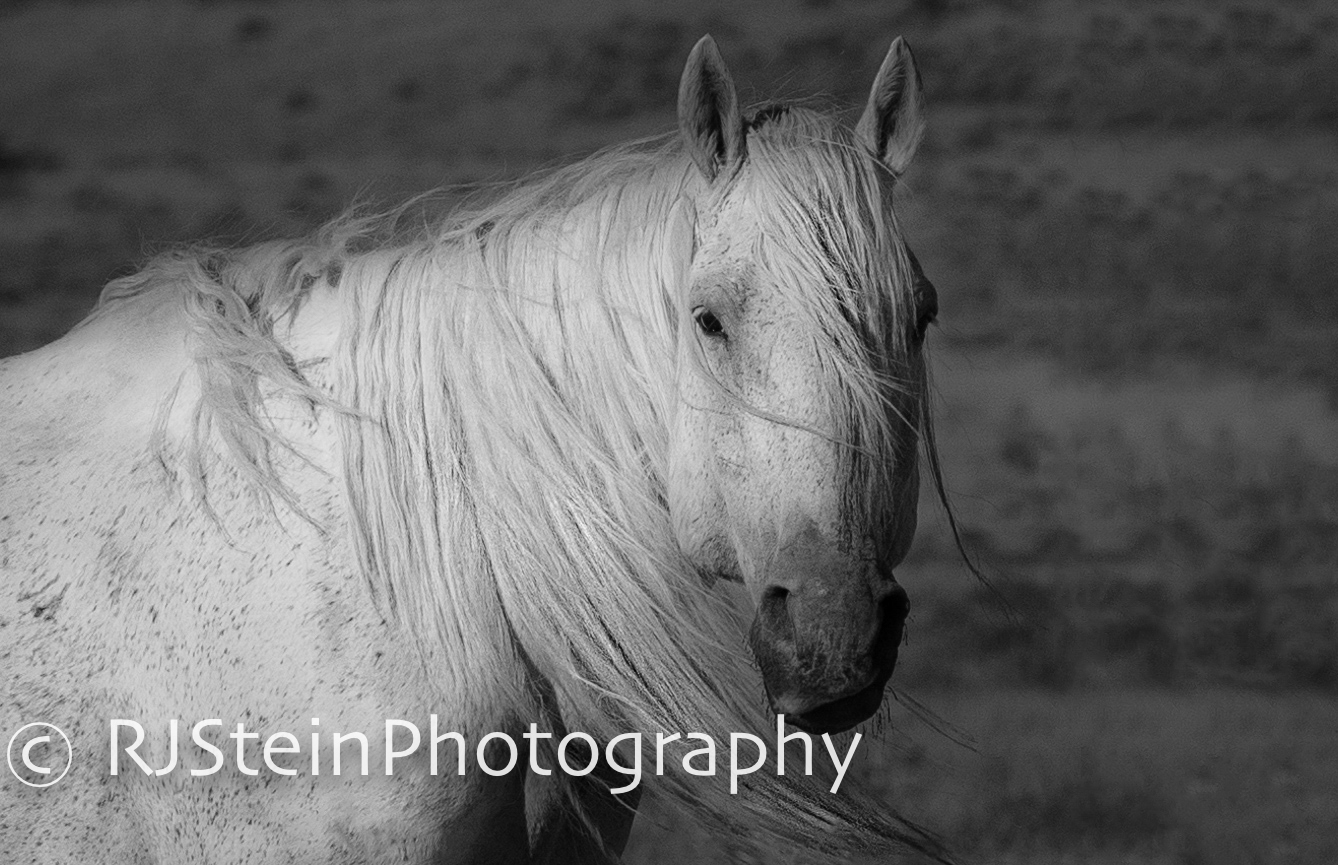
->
[0,289,531,863]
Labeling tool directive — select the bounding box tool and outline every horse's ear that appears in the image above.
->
[856,37,925,176]
[678,35,745,182]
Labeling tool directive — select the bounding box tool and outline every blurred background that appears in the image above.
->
[2,0,1335,862]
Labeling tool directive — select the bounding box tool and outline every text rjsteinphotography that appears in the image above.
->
[100,716,863,795]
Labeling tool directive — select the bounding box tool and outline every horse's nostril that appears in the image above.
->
[757,585,795,642]
[761,586,790,618]
[882,584,910,628]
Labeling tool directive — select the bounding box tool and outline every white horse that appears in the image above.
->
[0,36,950,863]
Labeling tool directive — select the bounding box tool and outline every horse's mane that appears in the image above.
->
[95,106,952,861]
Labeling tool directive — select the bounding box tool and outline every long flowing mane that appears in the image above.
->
[93,105,951,860]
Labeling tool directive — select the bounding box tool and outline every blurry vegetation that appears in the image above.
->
[915,407,1338,583]
[543,17,695,121]
[857,688,1338,865]
[900,572,1338,691]
[900,391,1338,693]
[0,134,61,177]
[914,166,1338,391]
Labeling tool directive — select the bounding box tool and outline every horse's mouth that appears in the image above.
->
[781,672,892,734]
[771,592,907,735]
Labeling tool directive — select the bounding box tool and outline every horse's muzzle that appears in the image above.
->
[751,582,910,735]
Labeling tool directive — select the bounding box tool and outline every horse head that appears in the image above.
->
[668,36,935,734]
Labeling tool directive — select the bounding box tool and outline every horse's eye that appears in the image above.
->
[693,307,725,338]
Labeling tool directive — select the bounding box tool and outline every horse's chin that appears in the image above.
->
[774,670,892,735]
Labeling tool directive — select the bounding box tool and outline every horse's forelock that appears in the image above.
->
[737,109,929,543]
